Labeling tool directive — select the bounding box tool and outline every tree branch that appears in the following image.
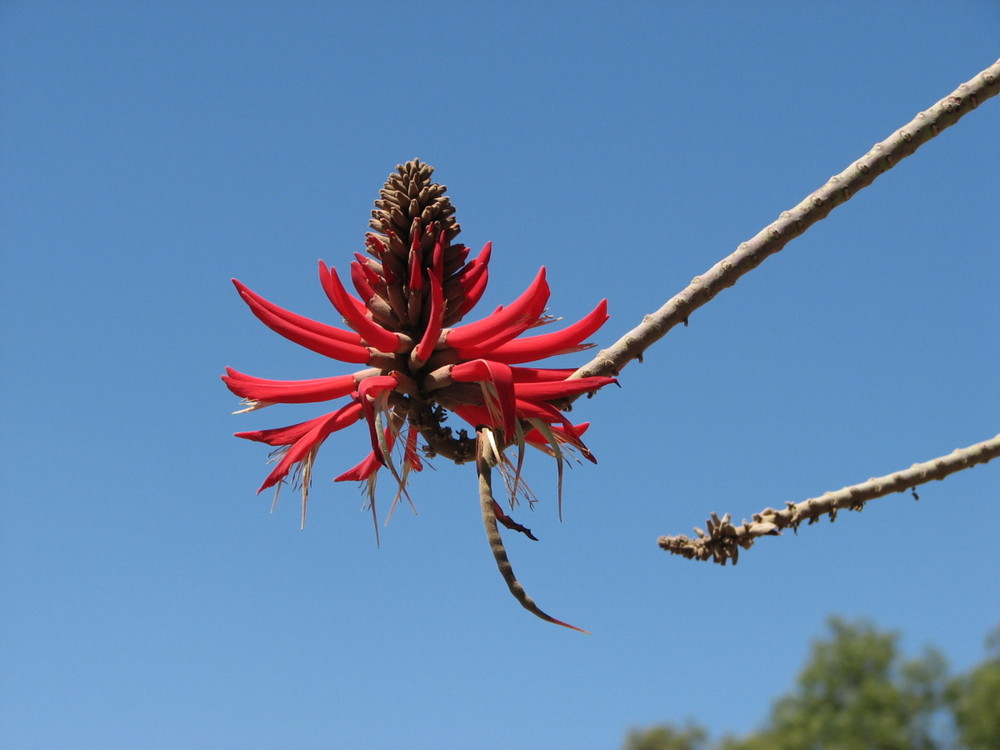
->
[658,434,1000,564]
[571,59,1000,382]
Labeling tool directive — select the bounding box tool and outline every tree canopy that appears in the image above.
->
[624,619,999,750]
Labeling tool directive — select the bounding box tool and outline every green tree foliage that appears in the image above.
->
[947,626,1000,750]
[624,618,998,750]
[721,618,947,750]
[623,723,708,750]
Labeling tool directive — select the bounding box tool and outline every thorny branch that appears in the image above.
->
[570,59,1000,383]
[659,434,1000,565]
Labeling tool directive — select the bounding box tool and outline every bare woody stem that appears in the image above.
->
[571,59,1000,382]
[476,428,589,633]
[659,433,1000,565]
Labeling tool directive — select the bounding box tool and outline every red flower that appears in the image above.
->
[225,161,612,629]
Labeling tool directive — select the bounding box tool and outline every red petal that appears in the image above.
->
[523,421,593,458]
[223,367,375,404]
[451,404,493,430]
[365,234,388,258]
[335,450,382,482]
[253,403,366,491]
[357,374,399,460]
[451,359,517,439]
[452,402,594,461]
[412,272,444,366]
[513,375,616,401]
[336,423,400,482]
[403,426,423,472]
[487,300,609,365]
[442,242,471,278]
[350,260,376,303]
[445,268,550,353]
[236,402,363,447]
[455,269,490,320]
[318,261,404,353]
[431,230,446,278]
[513,398,587,445]
[233,280,371,363]
[524,421,590,441]
[407,233,424,291]
[443,243,492,325]
[509,367,576,383]
[354,253,382,280]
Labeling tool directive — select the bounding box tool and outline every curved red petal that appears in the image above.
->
[350,260,376,303]
[445,268,549,353]
[407,233,424,291]
[523,421,592,452]
[487,299,609,365]
[336,422,401,482]
[403,426,423,472]
[223,367,374,404]
[451,404,493,430]
[335,450,382,482]
[450,241,490,288]
[451,359,517,439]
[412,272,444,366]
[318,261,404,353]
[452,269,489,322]
[357,374,399,460]
[469,241,491,273]
[236,402,363,447]
[513,375,616,401]
[431,230,446,278]
[513,398,586,443]
[509,367,576,383]
[254,402,365,491]
[233,280,371,363]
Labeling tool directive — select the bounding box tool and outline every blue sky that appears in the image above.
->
[2,2,997,748]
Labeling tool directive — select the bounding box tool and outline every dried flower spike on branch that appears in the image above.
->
[224,160,614,630]
[659,433,1000,565]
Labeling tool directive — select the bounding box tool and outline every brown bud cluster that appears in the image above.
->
[364,160,472,332]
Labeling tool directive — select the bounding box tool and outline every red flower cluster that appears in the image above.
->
[224,161,614,533]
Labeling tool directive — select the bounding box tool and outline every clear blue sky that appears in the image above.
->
[2,2,998,748]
